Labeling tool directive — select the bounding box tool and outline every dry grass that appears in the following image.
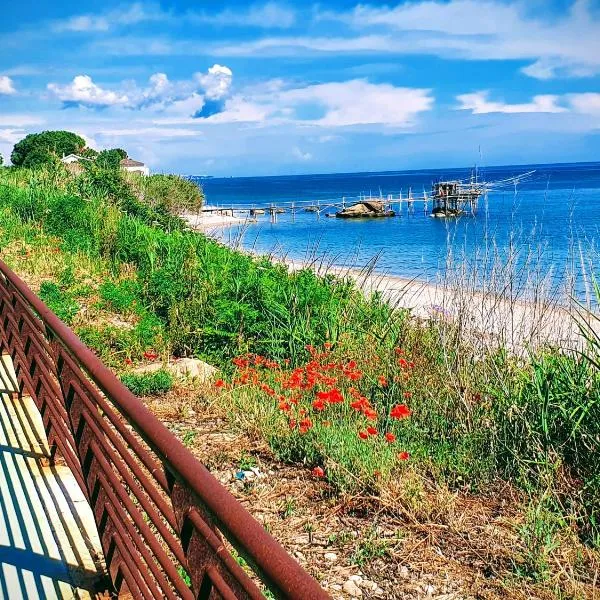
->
[143,379,599,600]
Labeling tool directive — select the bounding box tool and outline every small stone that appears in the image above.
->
[424,584,436,596]
[348,575,363,583]
[331,584,342,591]
[399,566,410,579]
[324,552,338,562]
[359,580,377,591]
[342,580,363,598]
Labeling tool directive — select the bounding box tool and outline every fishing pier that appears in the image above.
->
[201,171,535,223]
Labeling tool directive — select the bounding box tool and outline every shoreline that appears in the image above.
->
[180,209,250,231]
[202,226,595,350]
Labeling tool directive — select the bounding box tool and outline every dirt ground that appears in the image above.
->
[145,383,599,600]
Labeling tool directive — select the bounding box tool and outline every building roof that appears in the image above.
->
[120,158,145,167]
[61,153,90,162]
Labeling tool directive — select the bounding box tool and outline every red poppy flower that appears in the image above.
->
[312,466,325,478]
[279,401,291,412]
[403,391,412,399]
[312,398,326,412]
[214,379,225,388]
[378,375,388,387]
[398,451,410,461]
[390,404,411,419]
[367,426,378,436]
[364,408,378,421]
[124,358,132,366]
[323,342,332,350]
[143,351,158,361]
[358,430,369,440]
[384,432,396,443]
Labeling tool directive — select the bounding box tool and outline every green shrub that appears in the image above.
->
[120,370,174,396]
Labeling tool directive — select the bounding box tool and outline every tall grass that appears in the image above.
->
[1,165,599,557]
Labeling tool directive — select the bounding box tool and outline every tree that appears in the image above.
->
[11,130,86,167]
[96,148,128,170]
[0,153,3,167]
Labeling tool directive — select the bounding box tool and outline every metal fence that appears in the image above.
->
[0,259,328,600]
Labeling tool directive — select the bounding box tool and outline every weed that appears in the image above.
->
[39,281,79,325]
[182,430,198,447]
[120,370,174,396]
[238,452,257,471]
[351,527,390,566]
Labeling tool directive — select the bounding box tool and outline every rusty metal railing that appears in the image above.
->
[0,258,328,600]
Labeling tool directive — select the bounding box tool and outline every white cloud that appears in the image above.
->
[456,91,568,115]
[292,146,312,161]
[97,127,200,138]
[218,0,599,78]
[195,64,233,100]
[46,65,234,115]
[457,90,600,119]
[190,3,296,28]
[52,2,168,32]
[48,75,130,107]
[197,79,433,128]
[457,91,568,114]
[568,93,600,116]
[0,114,44,126]
[0,128,26,144]
[0,76,16,95]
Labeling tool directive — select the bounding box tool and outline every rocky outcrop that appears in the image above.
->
[336,200,395,219]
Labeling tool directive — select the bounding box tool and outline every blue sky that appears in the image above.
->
[0,0,599,175]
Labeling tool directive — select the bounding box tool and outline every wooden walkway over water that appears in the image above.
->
[201,191,440,221]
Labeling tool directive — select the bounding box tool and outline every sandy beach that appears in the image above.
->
[300,261,590,351]
[180,208,249,230]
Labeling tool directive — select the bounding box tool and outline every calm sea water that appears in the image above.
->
[192,163,600,300]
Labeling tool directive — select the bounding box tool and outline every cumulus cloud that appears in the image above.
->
[46,65,235,116]
[457,91,567,114]
[0,76,16,95]
[196,79,433,128]
[48,75,130,108]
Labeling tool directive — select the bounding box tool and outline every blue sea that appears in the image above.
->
[192,163,600,300]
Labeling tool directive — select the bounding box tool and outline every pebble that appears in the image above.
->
[399,566,410,579]
[424,584,436,596]
[359,580,377,591]
[342,580,363,598]
[324,552,338,562]
[348,575,363,583]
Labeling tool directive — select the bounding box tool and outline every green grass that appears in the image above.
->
[120,370,174,396]
[1,163,599,574]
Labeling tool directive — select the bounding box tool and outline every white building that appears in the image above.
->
[60,154,86,164]
[120,158,150,176]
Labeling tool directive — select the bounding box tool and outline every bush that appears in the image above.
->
[126,173,204,213]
